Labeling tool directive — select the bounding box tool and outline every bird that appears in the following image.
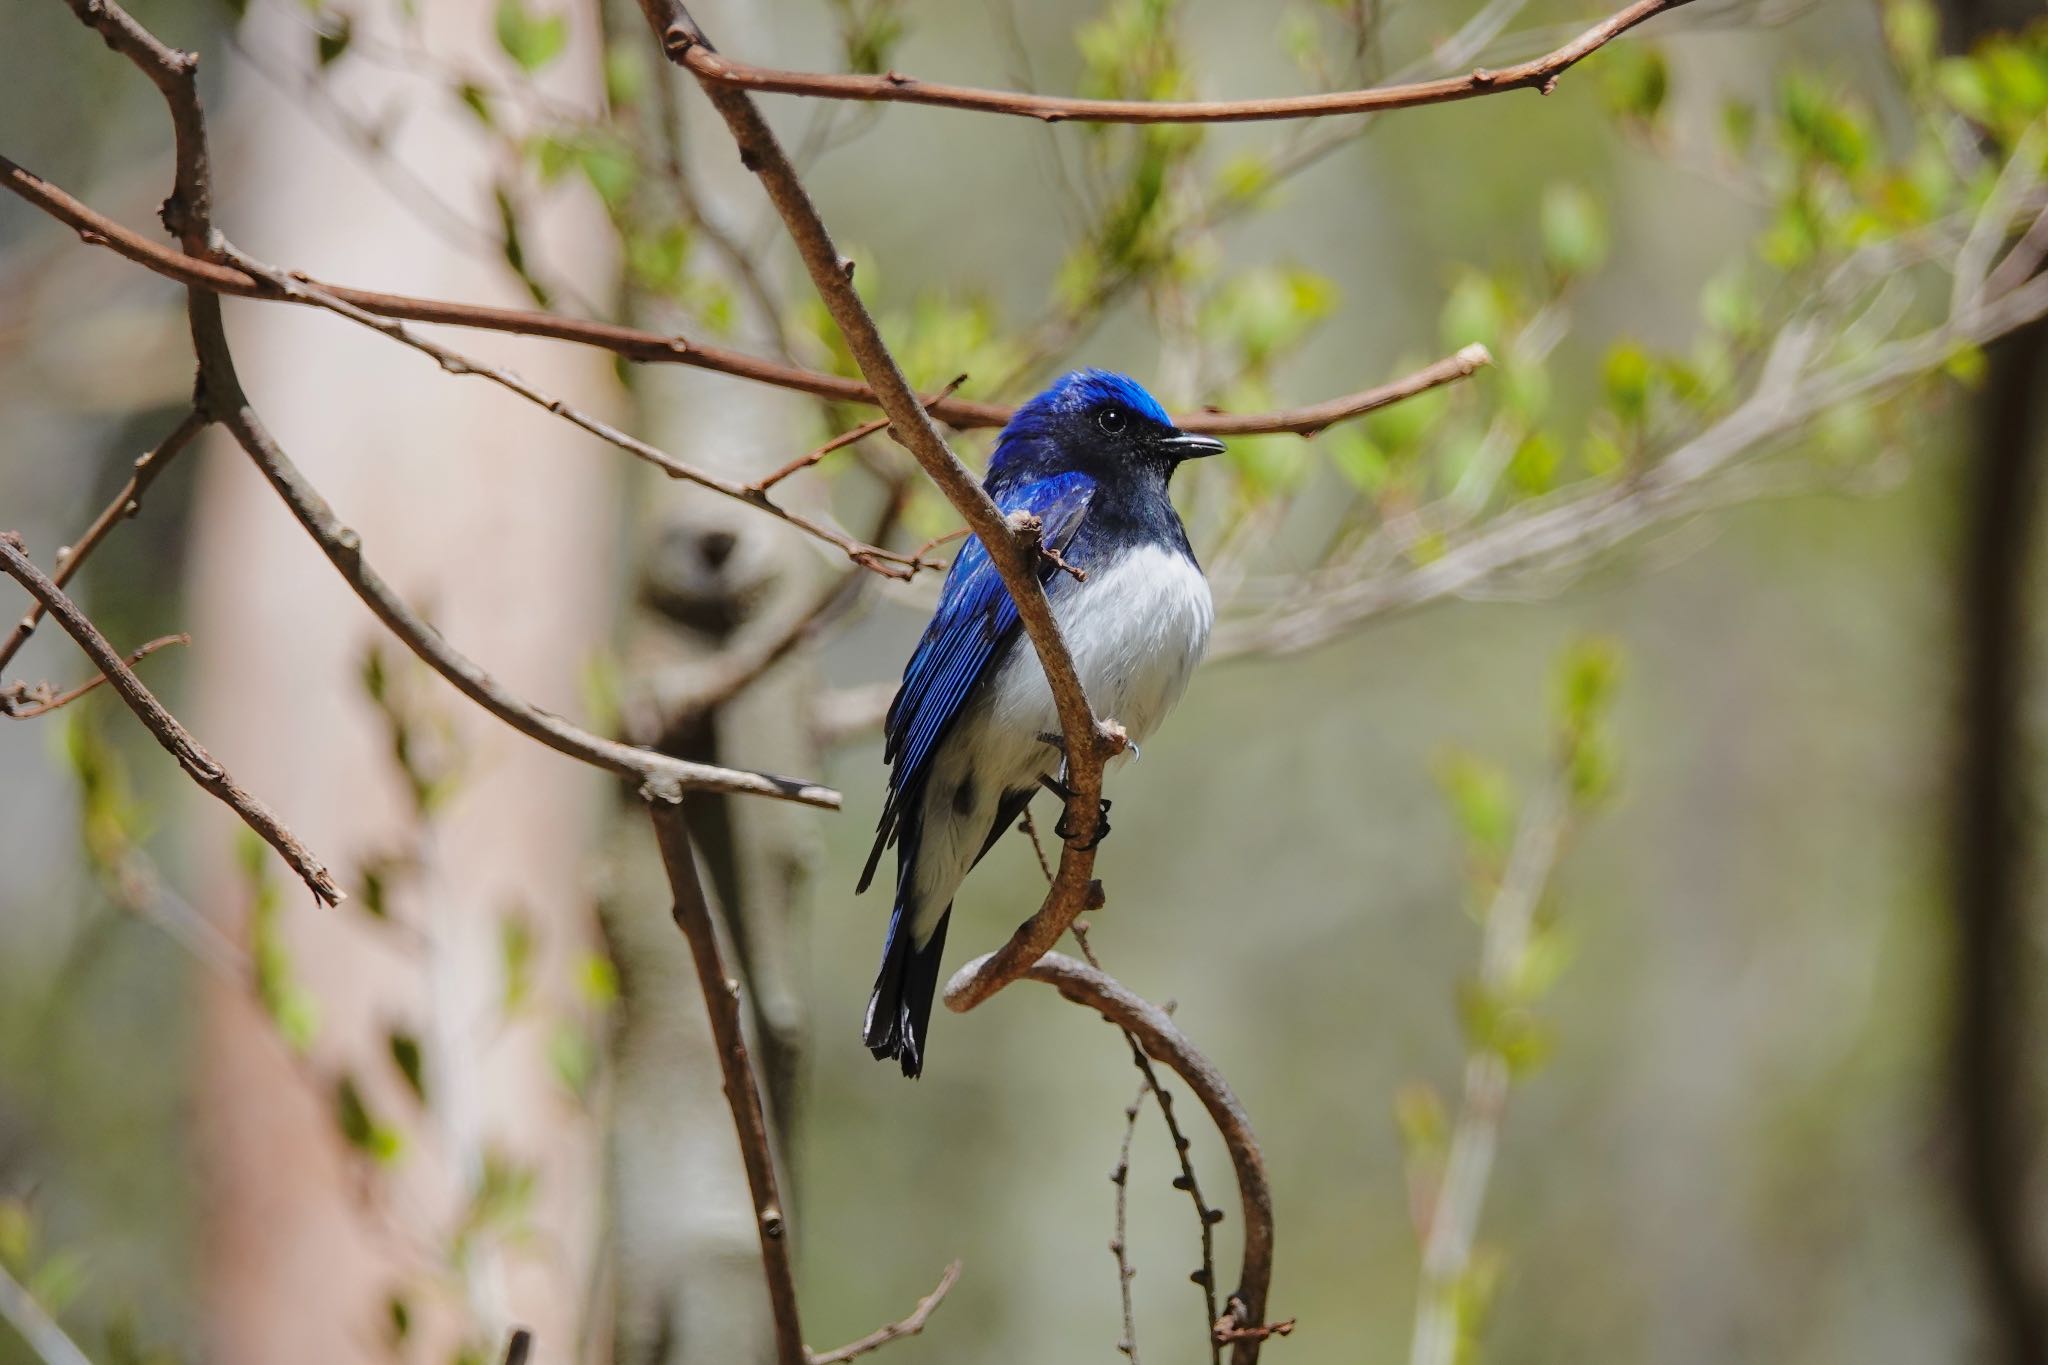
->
[859,369,1224,1077]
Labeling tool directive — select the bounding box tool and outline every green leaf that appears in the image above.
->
[550,1025,596,1101]
[576,139,638,213]
[1602,341,1653,424]
[1392,1081,1448,1158]
[603,41,646,107]
[1436,750,1515,859]
[495,0,567,74]
[500,910,536,1014]
[455,81,495,126]
[315,13,353,66]
[334,1074,404,1165]
[1440,270,1508,354]
[388,1029,427,1104]
[1539,184,1609,279]
[1508,431,1561,495]
[1599,42,1668,123]
[1325,428,1390,495]
[0,1200,34,1273]
[577,952,621,1007]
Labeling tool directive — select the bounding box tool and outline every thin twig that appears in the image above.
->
[648,802,805,1365]
[1066,919,1223,1362]
[501,1328,533,1365]
[749,375,967,493]
[1110,1082,1146,1363]
[672,0,1695,124]
[0,1258,95,1365]
[962,951,1280,1364]
[0,155,1484,439]
[0,408,207,673]
[2,632,188,718]
[0,532,342,906]
[222,249,929,580]
[806,1261,963,1365]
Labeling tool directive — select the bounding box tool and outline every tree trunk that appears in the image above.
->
[186,3,619,1359]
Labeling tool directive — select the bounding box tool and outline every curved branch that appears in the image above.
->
[959,951,1279,1364]
[0,533,342,906]
[0,157,1484,439]
[643,0,1118,1006]
[673,0,1694,125]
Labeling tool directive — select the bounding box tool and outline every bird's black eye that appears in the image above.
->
[1096,406,1127,436]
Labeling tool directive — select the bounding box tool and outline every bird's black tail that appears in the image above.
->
[863,908,951,1079]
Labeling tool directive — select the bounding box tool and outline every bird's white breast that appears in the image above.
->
[984,542,1213,755]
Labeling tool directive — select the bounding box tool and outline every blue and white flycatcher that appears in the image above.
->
[860,370,1223,1077]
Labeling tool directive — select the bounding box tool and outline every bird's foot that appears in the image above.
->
[1039,773,1112,850]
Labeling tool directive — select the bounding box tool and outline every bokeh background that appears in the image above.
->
[1,0,2038,1362]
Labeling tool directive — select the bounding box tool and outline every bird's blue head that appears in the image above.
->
[985,369,1225,494]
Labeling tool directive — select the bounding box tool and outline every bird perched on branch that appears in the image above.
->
[861,370,1223,1077]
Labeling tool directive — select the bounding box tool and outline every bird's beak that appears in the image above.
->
[1161,431,1226,459]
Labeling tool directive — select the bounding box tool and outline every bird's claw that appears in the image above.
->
[1053,795,1112,850]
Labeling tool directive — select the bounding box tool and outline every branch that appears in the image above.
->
[0,408,206,673]
[672,0,1696,124]
[1110,1081,1146,1363]
[643,0,1121,1007]
[0,157,1483,438]
[648,802,805,1365]
[965,951,1280,1364]
[0,1257,95,1365]
[806,1261,963,1365]
[187,326,840,808]
[1225,268,2048,658]
[748,375,967,493]
[220,249,929,580]
[59,0,214,252]
[2,632,188,719]
[0,532,342,906]
[1069,925,1222,1362]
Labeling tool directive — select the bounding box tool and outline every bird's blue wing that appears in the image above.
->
[858,472,1095,891]
[887,471,1096,788]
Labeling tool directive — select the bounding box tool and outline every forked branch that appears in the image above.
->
[0,532,342,906]
[954,951,1280,1364]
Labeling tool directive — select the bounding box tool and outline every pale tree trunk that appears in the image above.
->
[185,3,619,1360]
[601,5,828,1354]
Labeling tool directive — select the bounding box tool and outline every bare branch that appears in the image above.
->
[749,375,967,493]
[0,408,207,673]
[2,632,188,719]
[1068,928,1223,1362]
[671,0,1697,124]
[221,249,929,580]
[0,1257,95,1365]
[0,157,1483,439]
[58,0,214,251]
[962,951,1280,1363]
[648,802,806,1365]
[0,532,342,906]
[1110,1082,1146,1363]
[807,1261,963,1365]
[643,0,1127,1008]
